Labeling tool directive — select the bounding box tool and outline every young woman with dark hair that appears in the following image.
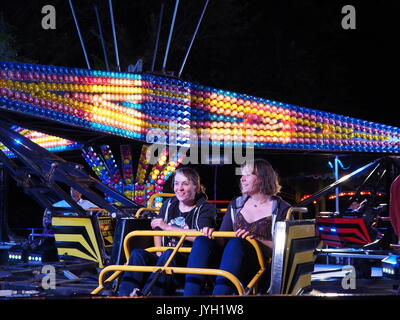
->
[118,166,216,296]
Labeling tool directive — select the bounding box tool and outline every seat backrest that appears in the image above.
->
[109,218,152,265]
[269,219,317,295]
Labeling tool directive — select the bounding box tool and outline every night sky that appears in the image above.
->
[1,0,399,230]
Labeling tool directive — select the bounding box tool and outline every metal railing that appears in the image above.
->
[91,230,267,296]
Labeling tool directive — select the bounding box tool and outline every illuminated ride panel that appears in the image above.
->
[0,61,399,153]
[0,126,80,157]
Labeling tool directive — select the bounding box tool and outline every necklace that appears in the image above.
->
[250,196,269,208]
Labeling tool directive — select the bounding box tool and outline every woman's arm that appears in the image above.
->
[153,236,163,257]
[235,229,273,249]
[151,218,198,242]
[255,238,273,249]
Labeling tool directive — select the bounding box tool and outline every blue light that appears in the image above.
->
[330,228,337,233]
[318,227,324,231]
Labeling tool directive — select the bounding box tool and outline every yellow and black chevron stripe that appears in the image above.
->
[52,216,107,268]
[281,220,317,294]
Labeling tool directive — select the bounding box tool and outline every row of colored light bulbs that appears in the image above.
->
[0,61,199,89]
[1,63,194,105]
[120,145,135,200]
[82,147,127,206]
[0,82,145,140]
[0,127,79,157]
[3,75,379,142]
[0,79,193,143]
[134,145,186,206]
[82,144,180,207]
[188,88,400,146]
[1,61,399,153]
[1,142,79,158]
[2,84,396,152]
[190,98,396,139]
[136,145,150,185]
[1,81,146,128]
[1,60,397,137]
[190,88,397,133]
[1,61,142,79]
[100,145,123,186]
[134,145,159,205]
[82,147,114,188]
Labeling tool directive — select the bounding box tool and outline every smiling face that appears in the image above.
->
[173,172,198,204]
[240,164,261,196]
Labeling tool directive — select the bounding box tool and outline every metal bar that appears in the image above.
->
[135,207,159,218]
[285,206,308,220]
[146,246,191,253]
[151,2,165,72]
[0,124,139,215]
[94,5,110,71]
[316,248,390,254]
[68,0,91,69]
[334,157,340,213]
[178,0,209,77]
[141,234,187,296]
[317,253,388,260]
[108,0,120,72]
[312,268,345,275]
[121,230,265,292]
[93,265,244,295]
[90,230,265,296]
[123,230,258,261]
[348,161,382,204]
[297,158,383,207]
[162,0,180,72]
[142,269,163,296]
[245,269,266,295]
[161,234,187,269]
[147,193,175,207]
[266,221,286,294]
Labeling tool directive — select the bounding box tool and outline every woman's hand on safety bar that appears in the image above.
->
[201,227,215,239]
[235,228,254,239]
[151,218,169,231]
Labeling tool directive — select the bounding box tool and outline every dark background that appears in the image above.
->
[0,0,398,231]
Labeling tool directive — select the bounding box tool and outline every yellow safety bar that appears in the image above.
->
[147,193,175,208]
[134,193,176,218]
[134,207,160,218]
[92,230,267,296]
[84,208,107,214]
